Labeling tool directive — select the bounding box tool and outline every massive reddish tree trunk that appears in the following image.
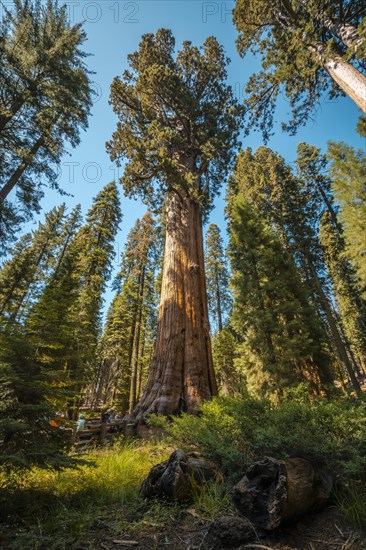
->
[129,192,217,421]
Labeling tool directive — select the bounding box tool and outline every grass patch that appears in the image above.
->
[0,438,170,549]
[192,480,234,520]
[336,482,366,531]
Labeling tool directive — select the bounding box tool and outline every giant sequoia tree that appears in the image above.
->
[107,29,242,419]
[233,0,366,139]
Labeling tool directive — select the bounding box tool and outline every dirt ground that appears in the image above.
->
[91,506,366,550]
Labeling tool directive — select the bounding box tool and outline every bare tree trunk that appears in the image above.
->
[309,42,366,112]
[137,333,146,401]
[129,267,145,411]
[323,17,364,53]
[215,271,223,333]
[316,182,342,232]
[129,193,217,421]
[276,3,366,112]
[119,300,138,415]
[308,262,361,392]
[325,56,366,112]
[0,135,44,201]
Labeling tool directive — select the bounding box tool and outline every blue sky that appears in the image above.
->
[9,0,366,309]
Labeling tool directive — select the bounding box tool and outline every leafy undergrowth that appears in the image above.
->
[149,387,366,529]
[151,388,366,481]
[1,390,366,548]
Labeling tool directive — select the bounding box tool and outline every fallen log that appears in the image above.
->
[232,457,333,530]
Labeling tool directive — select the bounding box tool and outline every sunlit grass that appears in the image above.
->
[0,438,170,549]
[192,480,234,519]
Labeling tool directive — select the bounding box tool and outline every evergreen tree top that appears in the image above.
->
[233,0,366,139]
[1,0,93,138]
[107,29,244,212]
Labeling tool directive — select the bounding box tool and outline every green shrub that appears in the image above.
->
[165,390,366,481]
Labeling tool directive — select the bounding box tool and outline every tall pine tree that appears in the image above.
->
[296,142,366,374]
[228,195,333,396]
[98,212,160,414]
[205,224,231,333]
[328,141,366,293]
[229,147,361,391]
[0,0,92,247]
[68,182,122,411]
[0,205,66,324]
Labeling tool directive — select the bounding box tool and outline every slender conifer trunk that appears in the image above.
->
[308,262,361,392]
[137,334,146,401]
[129,268,145,411]
[130,193,217,420]
[277,3,366,112]
[0,93,29,132]
[215,271,223,333]
[0,135,44,201]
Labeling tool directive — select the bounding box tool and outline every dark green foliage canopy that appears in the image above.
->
[233,0,366,140]
[0,205,67,324]
[0,328,75,470]
[107,29,243,212]
[228,195,332,394]
[0,183,121,469]
[328,141,366,292]
[228,144,365,394]
[67,182,122,390]
[0,0,93,248]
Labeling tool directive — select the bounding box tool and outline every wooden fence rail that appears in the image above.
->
[74,419,124,447]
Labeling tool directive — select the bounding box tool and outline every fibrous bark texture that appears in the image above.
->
[130,193,217,421]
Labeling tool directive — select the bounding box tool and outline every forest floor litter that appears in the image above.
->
[70,505,366,550]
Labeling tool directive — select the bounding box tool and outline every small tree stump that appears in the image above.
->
[140,449,219,502]
[232,457,333,530]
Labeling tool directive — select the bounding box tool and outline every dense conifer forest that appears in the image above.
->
[0,1,366,548]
